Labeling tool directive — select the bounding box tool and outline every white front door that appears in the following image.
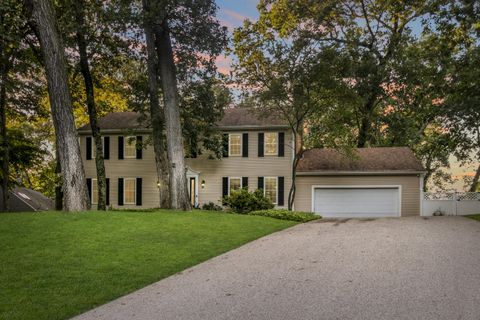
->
[186,174,198,208]
[313,187,400,218]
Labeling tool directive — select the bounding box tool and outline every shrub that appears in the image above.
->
[249,209,320,222]
[222,188,274,213]
[201,202,223,211]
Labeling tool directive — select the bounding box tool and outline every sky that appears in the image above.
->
[214,0,477,192]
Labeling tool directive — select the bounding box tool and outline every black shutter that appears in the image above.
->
[222,134,229,157]
[118,136,124,159]
[136,178,142,206]
[278,176,284,206]
[278,132,285,157]
[86,137,92,160]
[222,177,228,197]
[242,177,248,189]
[242,133,248,157]
[86,178,92,202]
[106,178,110,206]
[258,133,264,157]
[118,178,124,205]
[103,136,110,160]
[136,136,142,159]
[258,177,264,190]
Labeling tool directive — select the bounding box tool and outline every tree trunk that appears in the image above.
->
[155,19,191,210]
[469,164,480,192]
[55,147,63,210]
[288,130,300,210]
[72,0,106,210]
[25,0,89,211]
[142,0,170,208]
[0,46,8,212]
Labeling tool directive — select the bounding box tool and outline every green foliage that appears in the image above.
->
[201,202,223,211]
[249,209,321,222]
[222,189,274,214]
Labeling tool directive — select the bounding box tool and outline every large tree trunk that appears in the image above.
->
[73,0,107,210]
[287,129,303,210]
[155,20,191,210]
[469,164,480,192]
[142,0,170,208]
[55,148,63,210]
[0,44,8,212]
[25,0,89,211]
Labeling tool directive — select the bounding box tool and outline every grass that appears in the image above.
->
[467,214,480,221]
[0,210,296,320]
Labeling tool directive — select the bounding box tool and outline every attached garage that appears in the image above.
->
[294,147,425,218]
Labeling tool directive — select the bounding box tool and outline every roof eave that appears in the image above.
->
[296,170,427,176]
[217,125,290,131]
[77,128,153,135]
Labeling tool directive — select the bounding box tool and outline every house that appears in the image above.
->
[77,109,425,218]
[0,187,54,212]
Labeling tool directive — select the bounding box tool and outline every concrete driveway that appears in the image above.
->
[73,216,480,320]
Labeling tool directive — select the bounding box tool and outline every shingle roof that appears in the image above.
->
[78,108,288,132]
[0,187,54,212]
[297,147,425,173]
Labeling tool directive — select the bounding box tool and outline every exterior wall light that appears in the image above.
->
[201,180,206,189]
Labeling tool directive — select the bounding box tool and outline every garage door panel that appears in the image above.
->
[314,187,399,218]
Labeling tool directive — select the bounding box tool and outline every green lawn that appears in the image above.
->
[0,210,296,320]
[467,214,480,221]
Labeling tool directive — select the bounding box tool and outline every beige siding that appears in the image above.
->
[80,130,293,209]
[294,175,421,216]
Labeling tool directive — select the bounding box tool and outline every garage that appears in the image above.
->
[312,186,400,218]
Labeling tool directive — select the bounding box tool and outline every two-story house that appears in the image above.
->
[78,108,425,218]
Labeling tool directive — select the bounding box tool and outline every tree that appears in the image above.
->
[24,0,89,211]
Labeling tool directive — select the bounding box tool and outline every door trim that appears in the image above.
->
[311,185,402,217]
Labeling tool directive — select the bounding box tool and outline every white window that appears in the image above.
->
[124,178,136,204]
[124,136,137,158]
[228,177,242,195]
[228,134,242,156]
[264,177,277,204]
[91,178,98,204]
[264,132,278,156]
[92,137,104,158]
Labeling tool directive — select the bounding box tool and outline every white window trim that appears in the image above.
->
[124,136,137,159]
[264,176,278,204]
[264,132,279,156]
[91,178,98,205]
[228,133,242,157]
[228,177,243,195]
[91,136,104,158]
[123,178,137,205]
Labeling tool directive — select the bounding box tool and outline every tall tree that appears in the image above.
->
[71,0,107,210]
[24,0,89,211]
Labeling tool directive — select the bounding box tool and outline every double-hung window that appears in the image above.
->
[124,136,137,158]
[124,178,136,204]
[91,178,98,204]
[91,137,104,158]
[264,177,278,204]
[229,177,242,195]
[228,134,242,156]
[264,132,278,156]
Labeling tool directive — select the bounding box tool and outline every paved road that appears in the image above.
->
[73,216,480,320]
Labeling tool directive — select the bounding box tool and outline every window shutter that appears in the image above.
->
[136,136,142,159]
[222,134,229,157]
[118,136,124,159]
[278,132,285,157]
[278,176,284,206]
[86,178,92,203]
[242,133,248,157]
[242,177,248,189]
[86,137,92,160]
[118,178,124,205]
[103,136,110,160]
[106,178,110,206]
[258,133,264,157]
[136,178,142,206]
[222,177,228,197]
[258,177,264,190]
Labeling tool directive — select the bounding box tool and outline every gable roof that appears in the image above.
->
[77,108,288,133]
[297,147,425,174]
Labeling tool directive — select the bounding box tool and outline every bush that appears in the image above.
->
[222,188,274,213]
[249,209,320,222]
[201,202,223,211]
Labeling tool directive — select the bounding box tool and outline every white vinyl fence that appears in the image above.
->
[422,192,480,216]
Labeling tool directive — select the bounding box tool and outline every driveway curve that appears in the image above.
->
[73,216,480,320]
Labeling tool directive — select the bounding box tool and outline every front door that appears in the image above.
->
[188,176,197,207]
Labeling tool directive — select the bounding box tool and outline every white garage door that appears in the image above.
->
[313,187,400,218]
